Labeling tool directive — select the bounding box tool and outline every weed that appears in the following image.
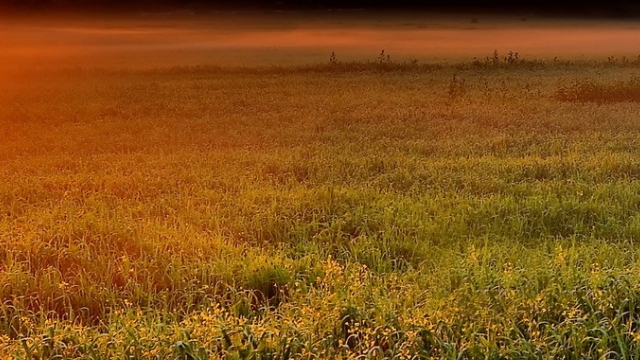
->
[378,49,391,65]
[447,74,468,107]
[329,51,337,65]
[506,51,520,64]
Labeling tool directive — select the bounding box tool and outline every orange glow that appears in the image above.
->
[1,11,639,75]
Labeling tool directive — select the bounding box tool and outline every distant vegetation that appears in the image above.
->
[2,0,640,17]
[2,58,640,358]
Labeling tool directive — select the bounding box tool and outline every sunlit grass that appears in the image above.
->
[2,60,640,358]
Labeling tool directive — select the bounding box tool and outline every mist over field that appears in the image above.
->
[1,10,640,74]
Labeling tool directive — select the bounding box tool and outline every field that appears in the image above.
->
[3,11,640,359]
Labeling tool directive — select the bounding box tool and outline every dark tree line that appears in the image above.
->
[0,0,637,17]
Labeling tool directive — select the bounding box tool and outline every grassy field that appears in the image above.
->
[3,57,640,358]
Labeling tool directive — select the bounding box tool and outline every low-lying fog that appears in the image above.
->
[1,10,639,74]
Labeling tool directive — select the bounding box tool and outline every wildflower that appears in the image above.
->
[0,335,9,344]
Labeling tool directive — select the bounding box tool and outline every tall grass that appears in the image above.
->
[556,76,640,103]
[2,60,640,358]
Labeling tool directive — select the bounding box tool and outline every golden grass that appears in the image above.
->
[2,60,640,358]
